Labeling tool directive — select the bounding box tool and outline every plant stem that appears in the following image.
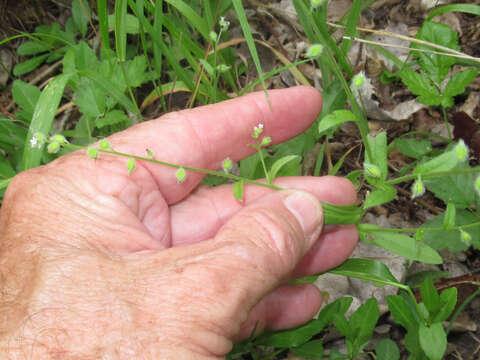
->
[360,221,480,233]
[386,166,480,186]
[442,106,452,141]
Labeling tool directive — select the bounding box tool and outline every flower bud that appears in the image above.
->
[30,132,46,148]
[126,157,135,175]
[87,147,99,159]
[146,149,155,158]
[252,123,264,139]
[219,16,230,31]
[411,177,425,199]
[209,31,218,42]
[51,134,67,145]
[352,72,366,89]
[460,230,472,246]
[363,163,381,179]
[99,139,111,150]
[47,141,61,154]
[311,0,325,8]
[306,44,324,58]
[216,64,231,73]
[176,167,187,183]
[455,139,469,162]
[261,136,272,146]
[222,157,233,173]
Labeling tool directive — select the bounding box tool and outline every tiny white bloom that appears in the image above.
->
[30,136,38,148]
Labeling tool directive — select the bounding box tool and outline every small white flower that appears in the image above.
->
[219,16,230,31]
[222,157,233,173]
[30,136,38,148]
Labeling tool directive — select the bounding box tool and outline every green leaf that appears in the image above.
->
[361,227,442,264]
[232,0,269,104]
[12,80,41,117]
[363,184,396,209]
[114,0,128,61]
[291,340,323,359]
[74,79,106,117]
[322,203,364,225]
[412,145,459,175]
[399,67,442,105]
[420,277,440,316]
[328,258,401,287]
[406,270,450,289]
[349,298,379,356]
[364,132,388,182]
[97,0,110,50]
[255,297,352,348]
[22,74,71,170]
[419,322,447,360]
[13,54,49,76]
[412,21,459,84]
[96,109,130,128]
[427,4,480,21]
[426,165,480,208]
[393,138,432,159]
[423,210,480,251]
[333,313,351,339]
[17,40,50,56]
[0,153,16,179]
[233,180,244,202]
[442,201,456,229]
[72,0,91,37]
[318,110,357,137]
[74,41,99,71]
[376,339,400,360]
[82,69,138,115]
[386,295,417,331]
[433,287,457,322]
[125,55,147,87]
[444,68,478,99]
[269,155,300,182]
[108,13,140,34]
[165,0,209,39]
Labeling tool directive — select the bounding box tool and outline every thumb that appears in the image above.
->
[214,189,323,307]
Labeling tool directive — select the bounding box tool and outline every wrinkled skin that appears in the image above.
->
[0,86,357,359]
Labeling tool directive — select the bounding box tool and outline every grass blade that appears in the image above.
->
[232,0,270,105]
[97,0,110,50]
[340,0,362,55]
[22,74,71,170]
[115,0,128,61]
[165,0,209,39]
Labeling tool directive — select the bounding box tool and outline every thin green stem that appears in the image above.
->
[386,166,480,186]
[446,287,480,335]
[64,143,281,191]
[442,106,452,141]
[360,221,480,233]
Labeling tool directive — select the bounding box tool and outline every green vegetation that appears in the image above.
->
[1,0,480,358]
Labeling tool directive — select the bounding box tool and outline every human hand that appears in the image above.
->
[0,86,357,359]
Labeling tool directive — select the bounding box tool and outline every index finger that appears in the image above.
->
[108,86,322,204]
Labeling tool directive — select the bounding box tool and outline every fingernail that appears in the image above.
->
[283,191,323,244]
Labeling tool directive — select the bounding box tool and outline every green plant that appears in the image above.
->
[2,0,480,359]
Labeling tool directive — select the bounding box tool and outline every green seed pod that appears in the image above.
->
[216,64,231,73]
[352,72,366,89]
[87,147,99,159]
[306,44,324,58]
[311,0,325,8]
[363,163,381,179]
[51,134,67,145]
[222,158,233,173]
[99,139,111,150]
[126,157,135,175]
[176,167,187,183]
[47,141,61,154]
[455,139,469,162]
[411,177,425,199]
[261,136,272,146]
[209,31,218,42]
[460,230,472,246]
